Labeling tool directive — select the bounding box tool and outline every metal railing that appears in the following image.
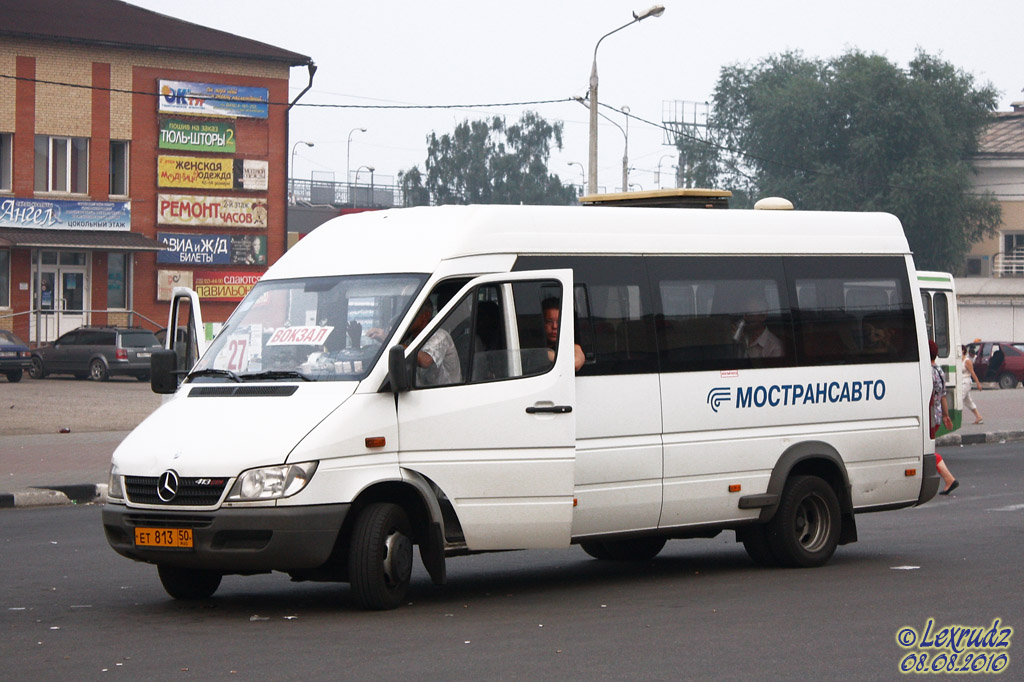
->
[0,308,163,347]
[288,178,403,208]
[992,251,1024,277]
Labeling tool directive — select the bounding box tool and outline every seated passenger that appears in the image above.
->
[864,321,897,354]
[406,299,461,386]
[734,295,783,358]
[542,298,585,371]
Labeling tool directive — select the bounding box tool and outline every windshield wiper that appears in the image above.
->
[239,370,313,382]
[186,368,241,383]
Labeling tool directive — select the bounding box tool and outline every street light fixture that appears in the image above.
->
[346,127,367,186]
[354,165,375,208]
[290,140,314,201]
[587,5,665,195]
[567,161,586,188]
[657,154,676,189]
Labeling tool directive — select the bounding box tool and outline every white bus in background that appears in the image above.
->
[917,271,963,433]
[103,204,940,610]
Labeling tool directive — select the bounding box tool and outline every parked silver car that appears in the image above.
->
[29,326,161,381]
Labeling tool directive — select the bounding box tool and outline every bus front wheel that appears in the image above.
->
[348,503,414,610]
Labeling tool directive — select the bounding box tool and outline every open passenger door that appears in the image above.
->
[391,270,577,550]
[151,287,207,394]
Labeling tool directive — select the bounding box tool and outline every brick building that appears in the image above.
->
[0,0,312,344]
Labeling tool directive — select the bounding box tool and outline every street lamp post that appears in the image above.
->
[587,5,665,195]
[657,154,676,188]
[354,165,375,207]
[346,126,367,190]
[621,105,630,192]
[567,161,586,189]
[290,140,313,202]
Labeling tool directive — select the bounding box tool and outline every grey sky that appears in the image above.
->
[129,0,1023,193]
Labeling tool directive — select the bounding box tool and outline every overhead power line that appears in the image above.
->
[4,72,1007,200]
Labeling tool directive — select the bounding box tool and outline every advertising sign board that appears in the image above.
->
[0,197,130,231]
[159,118,236,152]
[157,232,266,266]
[158,194,267,229]
[158,80,269,119]
[194,270,263,301]
[158,156,268,191]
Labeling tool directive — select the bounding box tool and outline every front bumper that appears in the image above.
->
[0,358,31,372]
[102,503,349,572]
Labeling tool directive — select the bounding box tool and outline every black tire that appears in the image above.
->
[157,565,222,600]
[580,540,612,559]
[738,525,780,567]
[73,373,88,380]
[89,359,109,381]
[5,369,23,383]
[997,372,1018,390]
[28,357,46,379]
[765,475,840,568]
[598,537,667,561]
[348,503,414,610]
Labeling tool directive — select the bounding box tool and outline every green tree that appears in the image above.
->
[404,111,578,206]
[687,49,1001,271]
[398,166,429,207]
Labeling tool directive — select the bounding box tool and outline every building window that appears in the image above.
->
[109,141,129,196]
[34,135,88,193]
[0,133,11,191]
[107,252,128,309]
[0,250,10,307]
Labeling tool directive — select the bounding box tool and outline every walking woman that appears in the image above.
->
[961,345,984,424]
[930,340,959,495]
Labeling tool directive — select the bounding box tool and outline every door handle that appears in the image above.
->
[525,405,572,414]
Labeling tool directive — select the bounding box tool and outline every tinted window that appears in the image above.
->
[79,330,115,346]
[514,256,657,375]
[785,256,917,365]
[120,332,160,348]
[648,256,793,372]
[56,331,80,345]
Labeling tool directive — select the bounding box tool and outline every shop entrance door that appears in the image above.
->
[32,251,90,343]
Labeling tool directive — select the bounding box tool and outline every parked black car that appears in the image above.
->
[0,329,32,382]
[29,326,161,381]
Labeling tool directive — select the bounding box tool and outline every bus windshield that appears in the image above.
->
[190,274,425,382]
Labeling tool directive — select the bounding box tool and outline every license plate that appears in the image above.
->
[137,352,151,358]
[135,527,193,548]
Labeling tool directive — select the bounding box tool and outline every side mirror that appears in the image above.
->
[387,345,411,394]
[151,349,179,394]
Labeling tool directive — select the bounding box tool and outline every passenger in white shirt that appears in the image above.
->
[407,300,461,386]
[736,295,783,358]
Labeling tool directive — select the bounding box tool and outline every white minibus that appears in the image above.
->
[103,204,940,609]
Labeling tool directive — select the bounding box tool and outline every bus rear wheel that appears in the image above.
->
[765,475,840,568]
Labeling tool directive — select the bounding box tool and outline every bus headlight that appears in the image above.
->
[227,462,318,501]
[107,465,124,501]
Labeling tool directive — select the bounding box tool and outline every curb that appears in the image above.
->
[0,484,107,509]
[935,430,1024,447]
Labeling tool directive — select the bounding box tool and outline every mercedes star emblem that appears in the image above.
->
[157,470,180,502]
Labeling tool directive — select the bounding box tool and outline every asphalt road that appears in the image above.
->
[1,441,1020,681]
